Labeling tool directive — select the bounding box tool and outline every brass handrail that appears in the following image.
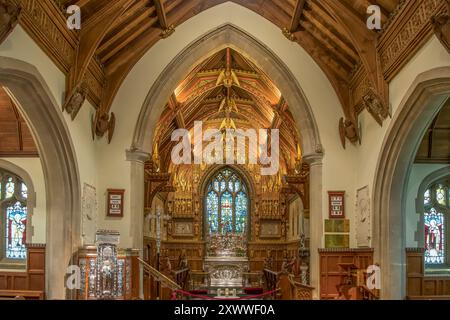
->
[138,258,181,291]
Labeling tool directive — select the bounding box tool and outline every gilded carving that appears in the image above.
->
[282,27,296,41]
[160,24,175,39]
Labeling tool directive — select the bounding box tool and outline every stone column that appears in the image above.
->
[126,148,150,298]
[303,153,323,299]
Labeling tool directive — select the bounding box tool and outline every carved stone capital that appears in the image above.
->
[126,148,151,163]
[0,0,21,45]
[432,13,450,55]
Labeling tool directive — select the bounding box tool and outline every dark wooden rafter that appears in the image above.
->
[153,0,168,28]
[289,0,307,33]
[320,0,389,120]
[64,0,134,119]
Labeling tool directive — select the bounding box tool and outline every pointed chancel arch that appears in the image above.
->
[129,23,324,298]
[132,24,322,159]
[0,57,81,299]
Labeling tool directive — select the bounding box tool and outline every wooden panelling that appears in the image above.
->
[0,244,45,297]
[406,248,450,299]
[319,248,374,300]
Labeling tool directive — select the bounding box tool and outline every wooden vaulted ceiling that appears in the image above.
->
[153,47,301,172]
[0,87,39,157]
[53,0,401,144]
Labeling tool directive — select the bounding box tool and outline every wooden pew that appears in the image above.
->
[278,273,314,300]
[0,290,44,300]
[263,269,279,299]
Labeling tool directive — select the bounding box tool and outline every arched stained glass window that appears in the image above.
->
[205,168,248,234]
[423,180,449,266]
[0,169,28,261]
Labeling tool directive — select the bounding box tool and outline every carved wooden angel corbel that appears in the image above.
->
[432,1,450,55]
[0,0,21,45]
[362,87,389,126]
[63,81,89,120]
[339,117,360,149]
[91,110,116,143]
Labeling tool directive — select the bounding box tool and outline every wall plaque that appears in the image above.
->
[107,189,125,217]
[328,191,345,218]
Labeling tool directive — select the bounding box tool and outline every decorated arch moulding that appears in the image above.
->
[373,66,450,299]
[0,56,81,300]
[131,24,322,162]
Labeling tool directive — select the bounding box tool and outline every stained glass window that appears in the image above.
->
[221,192,233,233]
[207,191,219,233]
[423,180,449,266]
[425,208,445,264]
[6,202,27,259]
[21,183,28,199]
[205,168,248,234]
[235,192,248,233]
[1,169,28,261]
[5,177,14,199]
[437,185,446,206]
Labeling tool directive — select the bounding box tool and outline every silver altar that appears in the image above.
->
[204,233,249,287]
[204,256,249,287]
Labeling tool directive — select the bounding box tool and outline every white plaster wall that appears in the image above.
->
[0,157,46,244]
[0,26,99,242]
[95,2,359,248]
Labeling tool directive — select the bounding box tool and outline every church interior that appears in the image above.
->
[0,0,449,301]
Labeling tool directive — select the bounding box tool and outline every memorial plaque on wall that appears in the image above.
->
[328,191,345,218]
[107,189,125,217]
[325,234,349,248]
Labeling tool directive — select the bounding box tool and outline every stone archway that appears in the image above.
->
[128,23,324,298]
[0,57,81,299]
[373,67,450,299]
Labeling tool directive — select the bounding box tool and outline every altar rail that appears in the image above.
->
[406,248,450,299]
[140,258,182,300]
